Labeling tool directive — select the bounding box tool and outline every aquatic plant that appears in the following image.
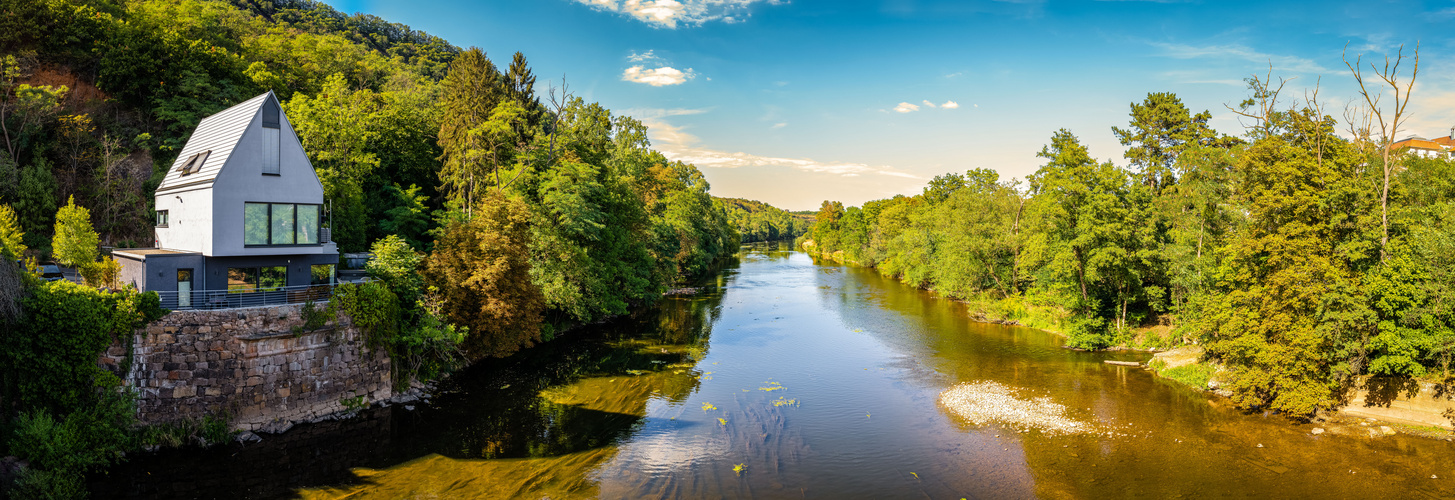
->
[733,463,746,476]
[701,402,717,412]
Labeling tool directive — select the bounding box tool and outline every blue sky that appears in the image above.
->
[323,0,1455,211]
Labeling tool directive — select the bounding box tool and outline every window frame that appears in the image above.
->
[178,150,211,176]
[155,210,169,228]
[242,202,324,247]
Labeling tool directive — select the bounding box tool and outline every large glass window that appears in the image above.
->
[229,266,288,293]
[260,266,287,291]
[310,264,335,285]
[243,203,321,246]
[271,203,295,245]
[228,267,257,293]
[244,203,269,245]
[297,205,319,244]
[262,128,280,175]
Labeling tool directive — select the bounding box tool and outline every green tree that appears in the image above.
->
[1027,129,1156,346]
[52,196,98,268]
[0,54,69,163]
[14,159,56,249]
[1111,92,1221,193]
[1196,108,1375,417]
[0,203,25,260]
[380,183,433,250]
[437,47,506,215]
[423,191,544,359]
[367,234,423,308]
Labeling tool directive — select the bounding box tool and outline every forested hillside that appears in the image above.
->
[803,85,1455,419]
[718,197,812,243]
[0,2,739,493]
[0,0,737,333]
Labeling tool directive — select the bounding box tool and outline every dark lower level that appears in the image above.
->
[116,249,338,309]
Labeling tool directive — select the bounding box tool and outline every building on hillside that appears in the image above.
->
[114,91,338,309]
[1389,125,1455,159]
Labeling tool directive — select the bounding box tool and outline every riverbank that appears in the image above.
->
[803,246,1455,442]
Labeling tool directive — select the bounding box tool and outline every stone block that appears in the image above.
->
[173,385,195,398]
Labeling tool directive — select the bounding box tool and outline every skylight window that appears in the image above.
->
[178,150,211,176]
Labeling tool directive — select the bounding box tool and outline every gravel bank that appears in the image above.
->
[939,381,1093,435]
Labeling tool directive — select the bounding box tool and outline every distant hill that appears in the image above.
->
[717,197,814,243]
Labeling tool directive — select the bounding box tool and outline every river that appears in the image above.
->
[95,242,1455,498]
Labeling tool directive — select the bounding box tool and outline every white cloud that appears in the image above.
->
[628,50,660,62]
[922,100,938,108]
[1152,42,1327,74]
[770,122,788,129]
[639,117,919,179]
[572,0,784,29]
[894,102,921,113]
[942,100,960,109]
[622,65,696,86]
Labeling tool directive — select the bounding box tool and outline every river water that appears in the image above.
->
[96,242,1455,498]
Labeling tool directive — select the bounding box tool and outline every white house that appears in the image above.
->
[115,91,339,309]
[1390,126,1455,159]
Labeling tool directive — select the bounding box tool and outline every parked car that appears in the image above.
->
[37,263,64,281]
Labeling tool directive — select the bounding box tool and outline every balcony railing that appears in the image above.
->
[154,283,336,310]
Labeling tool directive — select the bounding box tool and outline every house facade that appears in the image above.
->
[1389,125,1455,159]
[116,91,338,309]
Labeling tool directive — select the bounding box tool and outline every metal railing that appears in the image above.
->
[153,283,337,311]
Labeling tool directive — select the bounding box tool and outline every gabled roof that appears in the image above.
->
[156,92,273,193]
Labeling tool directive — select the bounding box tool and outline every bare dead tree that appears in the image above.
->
[490,77,574,194]
[1299,78,1329,168]
[1225,62,1291,138]
[1344,41,1419,262]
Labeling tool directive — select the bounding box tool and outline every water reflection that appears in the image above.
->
[97,242,1455,499]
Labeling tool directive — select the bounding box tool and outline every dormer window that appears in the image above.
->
[262,98,281,175]
[178,150,211,176]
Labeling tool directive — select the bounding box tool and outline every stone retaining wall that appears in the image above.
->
[1340,379,1455,430]
[101,303,392,432]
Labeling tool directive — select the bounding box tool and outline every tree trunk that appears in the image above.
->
[1073,246,1088,303]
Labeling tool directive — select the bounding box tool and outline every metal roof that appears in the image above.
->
[156,92,273,194]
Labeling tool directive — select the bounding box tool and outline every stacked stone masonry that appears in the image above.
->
[100,303,392,432]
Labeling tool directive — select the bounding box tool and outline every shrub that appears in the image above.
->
[78,256,120,289]
[366,235,422,307]
[1064,316,1112,350]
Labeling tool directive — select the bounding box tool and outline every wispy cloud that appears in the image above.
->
[639,116,919,178]
[895,100,960,112]
[1152,42,1328,74]
[622,65,696,86]
[1159,70,1246,86]
[627,50,660,62]
[622,107,711,119]
[770,122,788,129]
[572,0,784,28]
